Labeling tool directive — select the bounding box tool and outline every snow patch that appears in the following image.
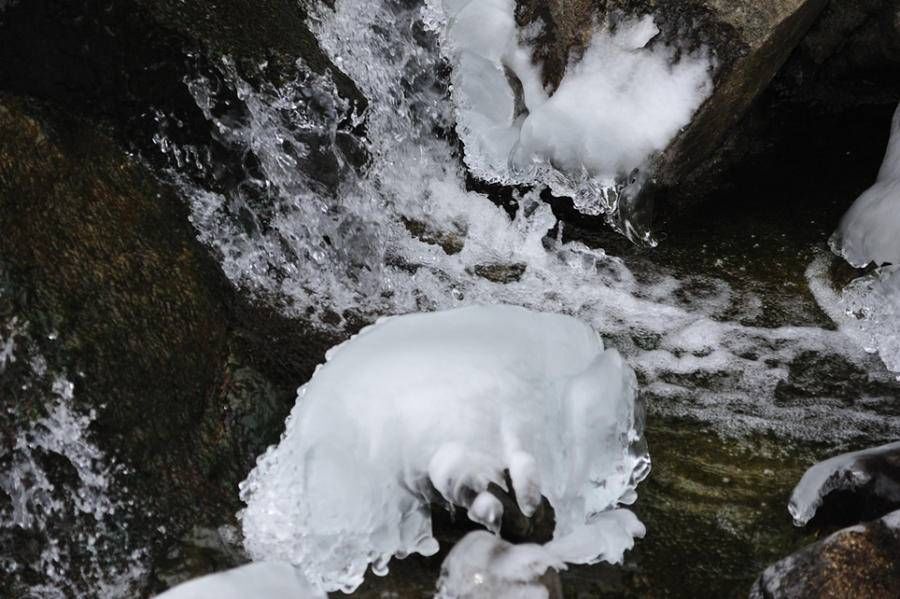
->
[239,305,649,593]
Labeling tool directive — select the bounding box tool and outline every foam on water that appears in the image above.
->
[147,0,900,446]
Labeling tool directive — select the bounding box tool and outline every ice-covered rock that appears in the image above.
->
[239,305,650,593]
[831,102,900,268]
[427,0,713,241]
[788,440,900,527]
[155,562,325,599]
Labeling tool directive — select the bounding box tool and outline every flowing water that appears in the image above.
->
[3,0,900,596]
[0,272,148,598]
[154,0,900,443]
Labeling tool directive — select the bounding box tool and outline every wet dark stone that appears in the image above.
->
[0,94,343,593]
[751,510,900,599]
[774,351,899,405]
[0,0,367,210]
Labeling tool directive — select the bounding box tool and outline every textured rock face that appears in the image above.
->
[0,94,341,588]
[515,0,829,198]
[751,510,900,599]
[777,0,900,107]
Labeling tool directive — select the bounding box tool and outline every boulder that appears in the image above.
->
[515,0,830,204]
[0,0,365,202]
[0,93,341,591]
[751,509,900,598]
[775,0,900,109]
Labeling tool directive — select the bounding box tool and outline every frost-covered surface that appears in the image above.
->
[148,0,900,443]
[0,310,147,597]
[239,305,649,593]
[831,102,900,268]
[808,256,900,374]
[426,1,713,239]
[155,562,325,599]
[788,440,900,526]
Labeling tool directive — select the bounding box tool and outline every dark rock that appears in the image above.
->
[0,0,366,208]
[0,94,340,591]
[751,509,900,598]
[774,0,900,109]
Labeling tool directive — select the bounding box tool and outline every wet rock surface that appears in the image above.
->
[751,509,900,599]
[1,0,900,596]
[0,94,341,592]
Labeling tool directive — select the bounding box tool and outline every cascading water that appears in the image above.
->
[145,0,900,444]
[2,0,899,596]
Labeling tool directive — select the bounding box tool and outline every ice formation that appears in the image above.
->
[155,562,325,599]
[788,440,900,526]
[808,257,900,374]
[426,1,713,240]
[831,102,900,268]
[818,104,900,375]
[436,516,644,599]
[149,0,900,444]
[435,530,563,599]
[239,305,649,593]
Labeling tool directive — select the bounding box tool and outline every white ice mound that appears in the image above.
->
[239,305,650,593]
[788,440,900,527]
[154,562,325,599]
[831,102,900,268]
[428,0,713,225]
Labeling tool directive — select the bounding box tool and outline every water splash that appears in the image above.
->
[0,309,147,597]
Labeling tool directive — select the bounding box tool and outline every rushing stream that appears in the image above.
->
[3,0,900,596]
